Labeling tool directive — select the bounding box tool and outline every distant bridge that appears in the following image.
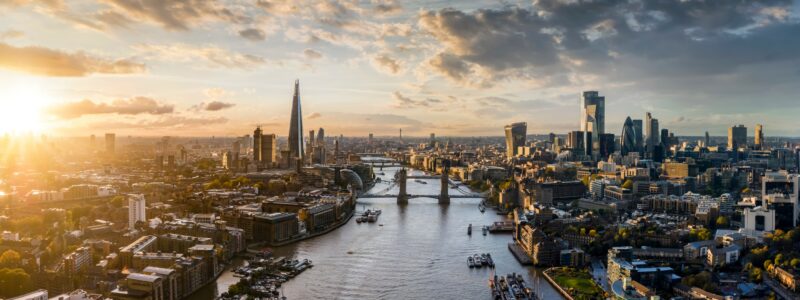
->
[358,194,482,199]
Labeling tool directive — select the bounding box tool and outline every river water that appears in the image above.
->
[193,167,563,300]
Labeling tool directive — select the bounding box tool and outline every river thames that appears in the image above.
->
[192,166,563,299]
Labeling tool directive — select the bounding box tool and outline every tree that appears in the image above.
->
[715,216,729,228]
[0,268,32,298]
[621,179,633,190]
[110,195,125,208]
[790,258,800,269]
[589,229,598,238]
[0,250,21,268]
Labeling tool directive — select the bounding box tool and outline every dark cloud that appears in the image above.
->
[238,28,266,41]
[0,42,145,76]
[373,0,401,15]
[48,97,174,119]
[303,48,323,59]
[418,1,798,89]
[204,101,235,111]
[372,53,401,74]
[391,92,444,109]
[96,0,249,31]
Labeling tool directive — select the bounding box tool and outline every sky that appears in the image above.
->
[0,0,799,138]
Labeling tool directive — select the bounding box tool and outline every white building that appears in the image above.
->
[128,194,147,231]
[743,206,775,232]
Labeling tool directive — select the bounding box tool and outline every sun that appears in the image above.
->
[0,78,51,134]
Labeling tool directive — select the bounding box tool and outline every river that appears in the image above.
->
[191,166,563,300]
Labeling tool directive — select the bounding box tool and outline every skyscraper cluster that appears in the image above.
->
[505,122,527,158]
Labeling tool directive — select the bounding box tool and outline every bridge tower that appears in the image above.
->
[439,160,450,204]
[397,168,408,204]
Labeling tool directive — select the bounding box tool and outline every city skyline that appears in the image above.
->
[1,1,800,137]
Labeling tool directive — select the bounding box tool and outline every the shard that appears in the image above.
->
[288,80,304,166]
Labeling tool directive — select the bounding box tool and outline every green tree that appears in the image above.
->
[715,216,729,228]
[621,179,633,189]
[110,195,125,208]
[790,258,800,269]
[0,250,21,268]
[0,268,32,298]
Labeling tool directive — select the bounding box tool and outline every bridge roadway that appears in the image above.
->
[358,194,481,199]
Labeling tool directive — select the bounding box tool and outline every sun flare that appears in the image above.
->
[0,79,51,134]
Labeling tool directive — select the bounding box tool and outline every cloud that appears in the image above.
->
[0,30,24,39]
[47,97,174,119]
[390,91,445,109]
[306,112,322,119]
[203,101,235,111]
[134,43,267,69]
[371,53,402,74]
[0,42,145,76]
[238,28,266,41]
[372,0,401,15]
[303,48,322,60]
[95,0,249,31]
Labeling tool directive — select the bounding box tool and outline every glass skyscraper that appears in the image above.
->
[504,122,527,158]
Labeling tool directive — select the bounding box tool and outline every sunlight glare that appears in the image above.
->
[0,79,50,134]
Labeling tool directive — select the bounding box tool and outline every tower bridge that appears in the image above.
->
[359,160,484,204]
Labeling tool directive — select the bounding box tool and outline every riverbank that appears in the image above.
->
[248,203,356,249]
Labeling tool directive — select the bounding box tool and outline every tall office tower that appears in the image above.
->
[253,127,263,162]
[368,133,374,145]
[399,128,403,142]
[645,112,660,153]
[317,127,325,146]
[307,130,315,162]
[430,133,436,147]
[504,122,527,158]
[705,131,710,147]
[632,119,644,152]
[755,124,764,149]
[728,125,747,149]
[580,91,605,155]
[567,131,585,153]
[315,127,326,164]
[89,134,96,149]
[128,194,146,231]
[334,138,340,164]
[620,117,637,155]
[660,129,670,148]
[549,132,556,144]
[288,80,304,167]
[262,134,277,166]
[598,133,615,159]
[105,133,116,154]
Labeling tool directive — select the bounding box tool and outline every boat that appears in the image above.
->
[468,224,472,235]
[480,254,489,266]
[468,256,475,268]
[482,226,488,236]
[473,254,483,268]
[479,205,486,213]
[486,253,495,267]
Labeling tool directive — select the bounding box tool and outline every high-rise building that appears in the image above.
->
[315,127,326,164]
[632,119,643,153]
[567,131,585,153]
[705,131,710,147]
[660,129,670,148]
[504,122,527,158]
[317,127,325,146]
[369,133,374,145]
[580,91,605,156]
[620,117,636,155]
[128,194,146,230]
[105,133,116,154]
[253,127,263,162]
[262,134,276,166]
[728,125,747,149]
[645,113,659,154]
[288,80,304,167]
[598,133,615,159]
[430,133,435,147]
[755,124,764,149]
[89,134,96,149]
